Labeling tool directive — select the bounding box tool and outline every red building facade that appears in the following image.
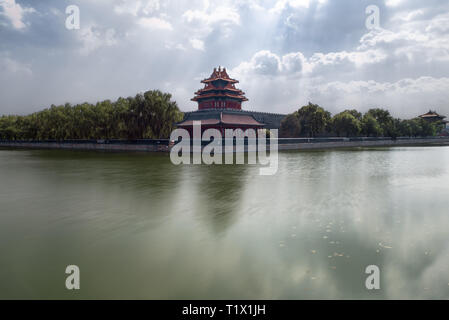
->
[177,67,265,135]
[192,67,248,111]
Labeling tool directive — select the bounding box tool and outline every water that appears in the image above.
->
[0,147,449,299]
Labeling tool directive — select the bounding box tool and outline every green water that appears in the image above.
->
[0,147,449,299]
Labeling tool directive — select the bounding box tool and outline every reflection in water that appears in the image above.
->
[0,147,448,299]
[194,164,248,234]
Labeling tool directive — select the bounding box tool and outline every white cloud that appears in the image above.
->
[183,6,240,26]
[78,27,118,56]
[189,38,205,51]
[315,77,449,96]
[282,52,306,73]
[308,49,387,71]
[358,14,449,66]
[1,0,449,118]
[233,47,386,79]
[142,0,161,15]
[231,63,449,116]
[230,26,449,115]
[114,0,142,16]
[0,0,35,29]
[385,0,403,7]
[270,0,327,13]
[164,41,186,51]
[358,28,429,51]
[392,9,424,22]
[426,12,449,34]
[137,16,173,30]
[310,77,449,116]
[233,50,282,76]
[114,0,160,16]
[271,0,310,13]
[49,7,62,17]
[182,4,240,41]
[0,54,32,76]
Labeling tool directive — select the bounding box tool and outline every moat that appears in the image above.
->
[1,147,449,299]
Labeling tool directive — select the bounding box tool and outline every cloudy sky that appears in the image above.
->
[1,0,449,118]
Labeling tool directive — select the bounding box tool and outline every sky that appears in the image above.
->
[1,0,449,118]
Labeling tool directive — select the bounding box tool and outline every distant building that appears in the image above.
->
[177,67,286,135]
[419,110,449,135]
[419,110,447,123]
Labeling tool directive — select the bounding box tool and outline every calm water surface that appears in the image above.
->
[1,147,449,299]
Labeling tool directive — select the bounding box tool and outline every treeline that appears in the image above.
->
[1,96,443,141]
[0,90,183,140]
[280,103,444,138]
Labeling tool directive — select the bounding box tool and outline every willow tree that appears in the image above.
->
[0,90,183,140]
[279,112,301,138]
[297,102,331,137]
[332,111,362,137]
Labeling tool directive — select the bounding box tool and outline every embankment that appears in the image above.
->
[0,139,170,152]
[277,136,449,150]
[1,136,449,153]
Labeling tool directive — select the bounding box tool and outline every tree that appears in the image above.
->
[345,109,362,121]
[409,119,423,137]
[419,118,437,136]
[395,118,439,137]
[279,112,301,138]
[297,102,331,137]
[0,90,183,141]
[397,119,413,137]
[365,108,399,137]
[366,108,392,124]
[332,111,362,137]
[361,114,383,137]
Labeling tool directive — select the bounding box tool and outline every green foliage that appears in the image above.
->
[0,90,183,140]
[415,118,436,136]
[297,102,332,137]
[2,95,443,141]
[366,108,395,136]
[332,111,362,137]
[361,114,383,137]
[395,118,439,137]
[279,104,442,139]
[279,112,301,138]
[345,109,362,121]
[366,108,392,125]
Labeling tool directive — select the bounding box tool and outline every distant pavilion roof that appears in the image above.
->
[419,110,446,119]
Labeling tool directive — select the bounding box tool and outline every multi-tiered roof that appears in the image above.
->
[419,110,447,121]
[192,67,248,110]
[177,67,267,131]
